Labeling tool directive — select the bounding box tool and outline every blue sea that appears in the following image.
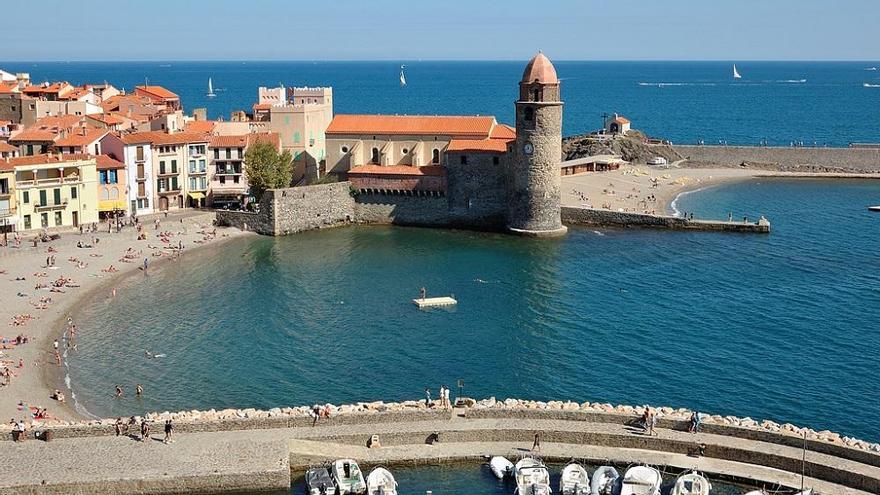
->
[0,60,878,145]
[68,178,880,443]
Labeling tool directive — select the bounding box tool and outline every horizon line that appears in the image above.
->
[2,58,879,64]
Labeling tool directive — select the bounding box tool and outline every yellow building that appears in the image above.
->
[0,164,16,233]
[9,153,98,231]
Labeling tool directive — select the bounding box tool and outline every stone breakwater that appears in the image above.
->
[674,145,880,173]
[2,397,877,454]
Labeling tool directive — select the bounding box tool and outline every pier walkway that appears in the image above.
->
[1,410,877,495]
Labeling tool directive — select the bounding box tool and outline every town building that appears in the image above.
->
[208,132,280,208]
[0,163,16,232]
[259,86,333,180]
[8,115,85,155]
[6,154,99,230]
[607,114,631,135]
[95,154,127,217]
[0,142,19,159]
[134,85,181,112]
[52,126,109,155]
[21,82,74,101]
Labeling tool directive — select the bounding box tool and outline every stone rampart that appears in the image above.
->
[269,182,356,235]
[561,206,770,233]
[214,210,273,235]
[675,145,880,173]
[353,193,450,226]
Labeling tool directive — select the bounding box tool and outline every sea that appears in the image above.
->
[10,61,878,492]
[0,60,879,145]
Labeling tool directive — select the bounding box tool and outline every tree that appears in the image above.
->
[244,142,293,201]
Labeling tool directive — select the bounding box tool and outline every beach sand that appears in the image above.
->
[561,165,880,216]
[0,210,247,424]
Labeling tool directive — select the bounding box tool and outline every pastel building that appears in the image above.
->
[134,86,181,112]
[95,155,127,216]
[7,154,99,230]
[262,86,333,180]
[208,132,280,208]
[0,163,16,232]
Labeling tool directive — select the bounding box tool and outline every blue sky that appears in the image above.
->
[4,0,878,61]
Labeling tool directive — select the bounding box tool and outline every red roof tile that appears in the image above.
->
[0,142,17,153]
[54,127,108,147]
[120,131,208,146]
[348,165,446,176]
[135,85,179,100]
[327,115,498,138]
[446,139,511,153]
[2,153,91,168]
[185,120,217,133]
[95,154,125,170]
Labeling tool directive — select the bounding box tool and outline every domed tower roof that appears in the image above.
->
[521,52,558,85]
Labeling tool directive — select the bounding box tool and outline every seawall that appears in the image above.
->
[2,398,879,495]
[561,206,771,233]
[674,145,880,173]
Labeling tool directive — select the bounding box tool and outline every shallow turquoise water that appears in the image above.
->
[68,178,880,441]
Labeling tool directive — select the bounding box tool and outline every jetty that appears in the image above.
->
[413,296,457,308]
[561,207,771,233]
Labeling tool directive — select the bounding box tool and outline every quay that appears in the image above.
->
[561,206,772,233]
[413,296,458,308]
[1,400,878,495]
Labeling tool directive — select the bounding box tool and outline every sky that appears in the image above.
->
[3,0,878,61]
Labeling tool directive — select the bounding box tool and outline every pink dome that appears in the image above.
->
[521,52,558,84]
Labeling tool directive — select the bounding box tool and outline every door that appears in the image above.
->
[72,211,78,227]
[159,197,168,211]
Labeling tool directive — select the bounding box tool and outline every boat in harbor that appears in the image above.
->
[331,459,367,494]
[305,466,337,495]
[670,471,711,495]
[513,457,552,495]
[733,64,742,79]
[590,466,620,495]
[206,77,216,98]
[366,466,398,495]
[489,456,514,479]
[619,465,662,495]
[560,462,591,495]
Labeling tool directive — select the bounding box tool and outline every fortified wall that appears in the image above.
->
[675,145,880,173]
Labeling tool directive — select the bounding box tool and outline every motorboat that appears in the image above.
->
[671,471,711,495]
[514,457,552,495]
[560,462,590,495]
[331,459,367,494]
[489,456,514,479]
[619,465,662,495]
[305,466,337,495]
[366,466,398,495]
[590,466,620,495]
[868,205,880,211]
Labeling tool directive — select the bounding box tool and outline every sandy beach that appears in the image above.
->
[561,164,880,216]
[0,210,247,425]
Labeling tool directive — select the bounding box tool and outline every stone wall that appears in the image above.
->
[675,145,880,173]
[353,193,450,226]
[561,206,770,233]
[269,182,356,235]
[215,210,273,235]
[445,151,508,229]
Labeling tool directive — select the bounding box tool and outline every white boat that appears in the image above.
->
[331,459,366,494]
[366,466,397,495]
[305,467,337,495]
[489,456,514,479]
[647,156,668,166]
[206,77,216,98]
[869,205,880,211]
[399,65,407,87]
[590,466,620,495]
[671,471,711,495]
[733,64,742,79]
[865,83,880,88]
[560,463,591,495]
[619,465,662,495]
[514,457,552,495]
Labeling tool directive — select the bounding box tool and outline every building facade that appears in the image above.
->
[8,154,99,231]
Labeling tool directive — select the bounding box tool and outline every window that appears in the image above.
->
[341,145,349,154]
[199,177,207,190]
[524,107,534,121]
[136,146,144,161]
[39,190,47,206]
[401,148,409,155]
[40,212,48,228]
[171,160,177,174]
[219,176,226,185]
[213,148,220,159]
[293,132,301,144]
[371,147,379,163]
[492,156,500,165]
[54,211,62,226]
[189,160,196,173]
[460,155,468,165]
[159,161,166,175]
[199,159,206,172]
[237,147,243,157]
[189,177,197,190]
[532,88,541,101]
[22,191,29,204]
[225,148,231,159]
[157,178,166,192]
[137,182,146,197]
[99,170,108,184]
[432,149,440,164]
[170,177,178,190]
[23,215,31,230]
[137,163,145,179]
[109,170,117,184]
[71,186,77,199]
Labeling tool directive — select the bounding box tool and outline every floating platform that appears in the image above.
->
[413,296,457,308]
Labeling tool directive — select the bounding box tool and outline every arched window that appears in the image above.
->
[371,147,380,163]
[110,188,119,199]
[524,107,534,122]
[432,149,440,164]
[532,88,541,101]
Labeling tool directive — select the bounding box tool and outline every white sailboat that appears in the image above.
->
[733,64,742,79]
[207,77,216,98]
[399,65,407,87]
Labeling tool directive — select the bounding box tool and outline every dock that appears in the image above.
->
[413,296,457,308]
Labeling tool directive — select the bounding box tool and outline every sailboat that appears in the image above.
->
[733,64,742,79]
[399,65,407,87]
[207,78,216,98]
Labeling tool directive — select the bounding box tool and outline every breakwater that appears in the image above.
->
[2,398,879,495]
[674,145,880,173]
[561,206,771,233]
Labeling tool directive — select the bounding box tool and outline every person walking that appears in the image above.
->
[424,387,431,407]
[444,386,451,409]
[689,411,701,433]
[140,419,150,442]
[114,417,123,436]
[163,419,173,444]
[438,385,446,408]
[532,432,541,452]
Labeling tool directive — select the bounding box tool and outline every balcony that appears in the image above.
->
[0,208,15,217]
[16,177,80,188]
[157,170,179,177]
[157,188,181,195]
[188,169,208,175]
[34,199,69,211]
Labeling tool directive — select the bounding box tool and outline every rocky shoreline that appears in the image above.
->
[3,396,878,454]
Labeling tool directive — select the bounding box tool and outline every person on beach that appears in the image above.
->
[53,350,61,365]
[115,417,123,436]
[311,404,321,426]
[163,419,173,444]
[127,416,137,436]
[425,387,431,407]
[444,386,451,409]
[115,385,123,398]
[53,339,58,351]
[136,384,143,397]
[532,432,541,452]
[140,419,150,441]
[641,407,651,433]
[689,411,701,433]
[143,257,149,272]
[438,385,446,408]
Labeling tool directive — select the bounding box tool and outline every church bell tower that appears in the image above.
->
[507,52,567,237]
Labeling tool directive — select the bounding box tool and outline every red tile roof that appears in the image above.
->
[120,131,208,146]
[135,85,179,100]
[209,134,248,148]
[327,115,498,138]
[9,115,85,143]
[185,120,217,133]
[1,153,92,169]
[95,154,125,170]
[252,103,272,111]
[490,124,516,140]
[0,82,18,94]
[446,139,510,153]
[0,142,17,153]
[54,127,109,147]
[22,82,72,95]
[59,87,93,101]
[86,113,126,126]
[248,132,280,149]
[348,165,446,176]
[611,116,630,124]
